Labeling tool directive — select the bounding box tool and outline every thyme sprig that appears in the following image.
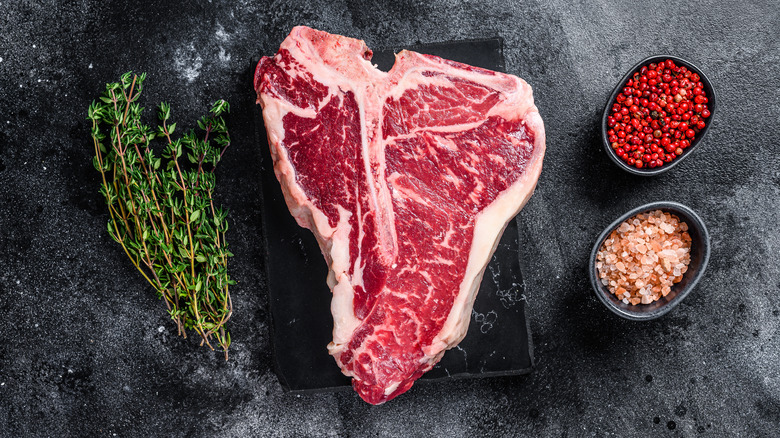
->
[88,72,234,359]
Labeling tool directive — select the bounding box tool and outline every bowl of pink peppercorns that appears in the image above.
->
[602,55,716,175]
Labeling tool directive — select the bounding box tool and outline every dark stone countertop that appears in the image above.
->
[1,1,778,436]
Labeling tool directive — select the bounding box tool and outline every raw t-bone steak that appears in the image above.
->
[254,26,545,404]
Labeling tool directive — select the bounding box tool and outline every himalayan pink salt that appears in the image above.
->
[596,210,692,305]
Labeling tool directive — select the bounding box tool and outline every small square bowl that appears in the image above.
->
[588,201,710,320]
[602,55,717,176]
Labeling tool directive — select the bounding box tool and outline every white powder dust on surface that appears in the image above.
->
[174,43,203,83]
[472,309,498,334]
[215,23,230,42]
[218,47,231,65]
[214,22,235,68]
[454,344,467,363]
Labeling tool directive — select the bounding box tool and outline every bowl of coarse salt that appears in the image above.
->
[588,201,710,320]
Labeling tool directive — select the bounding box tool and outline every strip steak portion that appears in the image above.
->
[255,26,545,404]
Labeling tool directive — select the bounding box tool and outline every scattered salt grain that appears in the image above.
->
[596,210,692,305]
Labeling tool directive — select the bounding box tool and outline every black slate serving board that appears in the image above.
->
[258,38,533,393]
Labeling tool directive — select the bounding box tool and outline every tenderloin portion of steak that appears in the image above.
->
[255,26,545,404]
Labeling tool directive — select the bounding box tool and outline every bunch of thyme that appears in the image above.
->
[88,72,234,359]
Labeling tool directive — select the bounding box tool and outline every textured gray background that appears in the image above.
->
[1,0,778,436]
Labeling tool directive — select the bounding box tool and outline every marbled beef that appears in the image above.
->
[254,26,545,404]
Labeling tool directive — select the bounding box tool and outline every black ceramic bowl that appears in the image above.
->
[601,55,717,176]
[588,201,710,320]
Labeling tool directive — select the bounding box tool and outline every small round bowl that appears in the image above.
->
[601,55,717,176]
[588,201,710,320]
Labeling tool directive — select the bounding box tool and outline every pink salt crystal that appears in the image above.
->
[660,249,677,259]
